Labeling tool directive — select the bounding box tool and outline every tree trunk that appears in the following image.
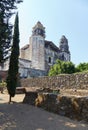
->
[9,95,11,104]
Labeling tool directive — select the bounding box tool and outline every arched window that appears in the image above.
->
[49,57,51,63]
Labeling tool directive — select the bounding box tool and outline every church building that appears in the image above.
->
[0,21,71,78]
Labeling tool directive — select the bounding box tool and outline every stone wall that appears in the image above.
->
[21,72,88,89]
[23,92,88,122]
[36,94,88,121]
[22,72,88,122]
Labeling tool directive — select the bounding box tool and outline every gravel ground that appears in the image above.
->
[0,93,88,130]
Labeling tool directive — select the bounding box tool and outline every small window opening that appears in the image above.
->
[49,57,51,63]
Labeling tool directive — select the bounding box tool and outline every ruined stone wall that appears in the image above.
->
[23,92,88,122]
[21,72,88,89]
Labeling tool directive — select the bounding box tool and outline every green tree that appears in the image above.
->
[61,61,75,74]
[0,11,12,64]
[48,60,75,76]
[76,62,88,72]
[48,60,62,76]
[6,13,20,103]
[0,0,23,64]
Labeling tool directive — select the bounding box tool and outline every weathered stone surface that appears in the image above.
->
[35,93,57,113]
[21,72,88,122]
[23,91,38,105]
[21,72,88,90]
[81,97,88,122]
[23,91,88,122]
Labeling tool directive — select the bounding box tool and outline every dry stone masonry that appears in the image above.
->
[23,90,88,122]
[21,72,88,90]
[22,72,88,122]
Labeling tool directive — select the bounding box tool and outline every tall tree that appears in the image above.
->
[0,0,23,64]
[6,13,20,103]
[0,11,12,64]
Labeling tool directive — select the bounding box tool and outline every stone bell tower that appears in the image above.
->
[29,21,45,70]
[59,35,70,61]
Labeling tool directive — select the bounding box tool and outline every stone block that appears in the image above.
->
[23,91,38,105]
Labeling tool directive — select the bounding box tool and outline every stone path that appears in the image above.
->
[0,93,88,130]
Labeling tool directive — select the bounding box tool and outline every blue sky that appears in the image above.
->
[13,0,88,65]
